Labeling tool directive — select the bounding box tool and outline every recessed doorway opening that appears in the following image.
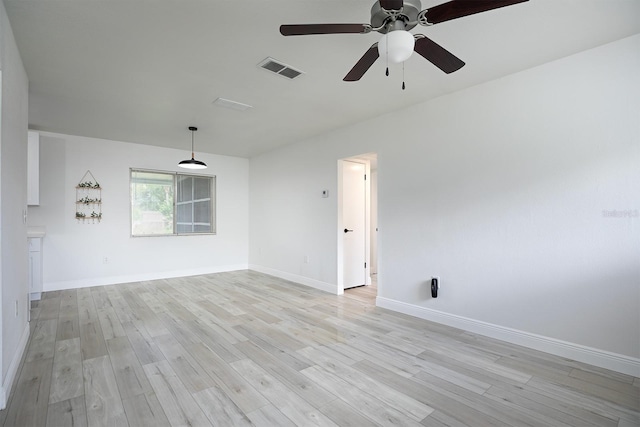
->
[337,153,378,299]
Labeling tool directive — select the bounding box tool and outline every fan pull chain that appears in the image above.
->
[385,34,389,77]
[402,62,406,90]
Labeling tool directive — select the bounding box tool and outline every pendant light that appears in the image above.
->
[178,126,207,169]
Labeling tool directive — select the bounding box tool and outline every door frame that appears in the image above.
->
[337,157,371,295]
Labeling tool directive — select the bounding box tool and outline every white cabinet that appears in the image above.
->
[28,237,43,301]
[27,131,40,206]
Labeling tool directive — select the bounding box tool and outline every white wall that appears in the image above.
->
[0,0,30,408]
[250,140,347,292]
[28,132,249,290]
[249,35,640,375]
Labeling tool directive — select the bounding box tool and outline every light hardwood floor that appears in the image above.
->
[1,271,638,426]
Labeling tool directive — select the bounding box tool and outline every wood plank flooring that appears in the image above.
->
[1,271,638,426]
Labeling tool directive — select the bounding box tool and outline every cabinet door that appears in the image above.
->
[28,238,43,300]
[29,252,35,292]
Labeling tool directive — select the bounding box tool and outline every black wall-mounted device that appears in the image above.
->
[431,277,438,298]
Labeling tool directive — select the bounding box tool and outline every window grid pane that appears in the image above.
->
[177,176,193,203]
[176,174,212,234]
[194,177,210,200]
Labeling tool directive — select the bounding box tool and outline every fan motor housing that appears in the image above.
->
[371,0,421,33]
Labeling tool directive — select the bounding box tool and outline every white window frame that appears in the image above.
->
[130,168,216,237]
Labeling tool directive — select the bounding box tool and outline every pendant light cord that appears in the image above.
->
[191,129,195,159]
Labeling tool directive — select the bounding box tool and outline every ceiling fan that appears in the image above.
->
[280,0,529,82]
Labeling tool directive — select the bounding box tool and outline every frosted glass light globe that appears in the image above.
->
[378,30,415,63]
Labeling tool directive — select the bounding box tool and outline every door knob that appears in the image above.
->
[344,228,353,233]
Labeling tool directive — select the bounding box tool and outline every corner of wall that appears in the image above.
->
[249,265,338,295]
[0,323,29,410]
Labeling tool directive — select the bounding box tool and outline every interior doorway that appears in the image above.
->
[342,160,367,290]
[337,153,378,297]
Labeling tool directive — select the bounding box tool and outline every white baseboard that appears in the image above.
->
[377,296,640,377]
[43,264,249,292]
[249,265,337,295]
[0,323,30,410]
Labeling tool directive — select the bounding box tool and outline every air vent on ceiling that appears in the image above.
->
[258,57,304,80]
[213,97,253,112]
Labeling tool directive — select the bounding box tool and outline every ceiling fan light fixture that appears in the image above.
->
[378,30,415,64]
[178,126,207,170]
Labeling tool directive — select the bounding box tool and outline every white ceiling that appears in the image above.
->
[5,0,640,158]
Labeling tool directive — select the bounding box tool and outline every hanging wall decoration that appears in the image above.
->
[75,170,102,223]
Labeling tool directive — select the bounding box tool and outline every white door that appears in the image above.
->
[342,161,367,289]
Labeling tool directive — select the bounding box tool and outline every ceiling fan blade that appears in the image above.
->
[344,44,380,81]
[414,35,465,74]
[280,24,371,36]
[422,0,528,25]
[379,0,403,10]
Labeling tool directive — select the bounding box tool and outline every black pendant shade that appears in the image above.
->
[178,126,207,169]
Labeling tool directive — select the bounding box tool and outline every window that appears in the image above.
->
[130,169,215,236]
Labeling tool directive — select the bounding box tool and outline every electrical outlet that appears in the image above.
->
[103,257,108,264]
[14,300,18,317]
[304,255,310,264]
